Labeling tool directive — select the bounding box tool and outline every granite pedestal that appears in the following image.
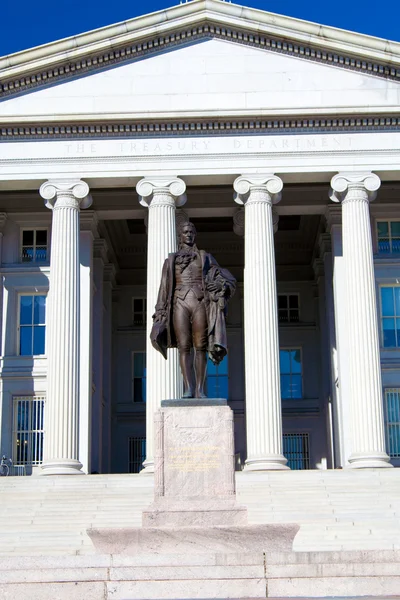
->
[87,399,299,598]
[89,400,298,556]
[142,399,247,527]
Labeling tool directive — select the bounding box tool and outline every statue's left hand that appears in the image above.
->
[207,281,224,294]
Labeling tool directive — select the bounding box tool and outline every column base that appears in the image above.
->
[347,451,393,469]
[244,455,290,471]
[139,459,154,475]
[40,459,85,476]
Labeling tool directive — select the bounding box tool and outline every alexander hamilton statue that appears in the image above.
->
[150,221,236,398]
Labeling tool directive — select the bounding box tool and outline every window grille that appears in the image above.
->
[384,389,400,458]
[21,229,48,262]
[132,352,146,402]
[278,294,299,323]
[12,396,45,466]
[19,294,46,356]
[128,437,146,473]
[283,433,310,470]
[280,348,302,399]
[207,354,228,398]
[377,221,400,254]
[132,298,147,326]
[380,286,400,348]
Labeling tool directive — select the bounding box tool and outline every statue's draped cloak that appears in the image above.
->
[151,250,236,364]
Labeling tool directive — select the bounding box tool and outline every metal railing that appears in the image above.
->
[128,437,146,473]
[13,396,45,470]
[384,388,400,458]
[283,433,310,470]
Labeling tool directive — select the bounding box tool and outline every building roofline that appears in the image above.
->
[1,0,400,79]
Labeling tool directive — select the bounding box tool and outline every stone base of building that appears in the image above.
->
[3,549,400,599]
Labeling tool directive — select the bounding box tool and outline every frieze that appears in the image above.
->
[1,24,399,100]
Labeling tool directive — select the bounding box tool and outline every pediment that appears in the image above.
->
[1,37,399,120]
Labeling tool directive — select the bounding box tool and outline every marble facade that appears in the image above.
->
[0,0,400,476]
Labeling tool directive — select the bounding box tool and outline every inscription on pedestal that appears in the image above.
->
[154,403,236,499]
[169,445,220,472]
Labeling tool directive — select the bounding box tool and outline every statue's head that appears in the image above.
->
[178,221,197,248]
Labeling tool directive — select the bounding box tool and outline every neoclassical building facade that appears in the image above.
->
[0,0,400,475]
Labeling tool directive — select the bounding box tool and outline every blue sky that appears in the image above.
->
[2,0,400,57]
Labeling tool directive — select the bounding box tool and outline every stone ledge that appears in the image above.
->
[142,497,247,528]
[161,398,227,407]
[88,524,299,555]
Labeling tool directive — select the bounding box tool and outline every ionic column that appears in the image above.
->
[137,177,186,473]
[234,175,288,470]
[330,172,392,468]
[39,179,92,475]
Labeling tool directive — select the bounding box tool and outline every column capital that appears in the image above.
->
[329,172,381,204]
[40,179,92,210]
[233,174,283,206]
[136,177,187,208]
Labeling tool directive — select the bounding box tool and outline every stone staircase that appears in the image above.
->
[0,468,399,556]
[1,550,400,599]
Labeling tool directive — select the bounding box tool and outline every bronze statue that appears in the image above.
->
[151,221,236,398]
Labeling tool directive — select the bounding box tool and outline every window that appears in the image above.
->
[128,437,146,473]
[380,286,400,347]
[132,298,146,326]
[21,229,48,262]
[207,355,228,398]
[12,396,45,466]
[280,349,302,399]
[278,294,299,323]
[19,295,46,356]
[132,352,146,402]
[377,221,400,254]
[384,389,400,458]
[283,433,310,470]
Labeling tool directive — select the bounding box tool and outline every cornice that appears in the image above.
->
[1,12,400,101]
[93,238,109,262]
[313,257,325,279]
[80,210,100,236]
[318,232,332,256]
[2,0,400,74]
[1,113,400,141]
[325,205,342,230]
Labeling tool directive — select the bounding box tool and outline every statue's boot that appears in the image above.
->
[180,351,195,398]
[194,350,207,398]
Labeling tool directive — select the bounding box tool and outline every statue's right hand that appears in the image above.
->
[153,310,167,324]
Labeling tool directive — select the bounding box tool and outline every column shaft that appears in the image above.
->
[330,173,391,468]
[137,178,186,473]
[40,180,91,475]
[234,176,288,470]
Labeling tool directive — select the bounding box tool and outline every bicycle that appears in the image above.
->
[0,455,12,476]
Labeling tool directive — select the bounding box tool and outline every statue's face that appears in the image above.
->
[181,224,196,247]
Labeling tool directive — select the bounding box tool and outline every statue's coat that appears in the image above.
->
[151,250,236,364]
